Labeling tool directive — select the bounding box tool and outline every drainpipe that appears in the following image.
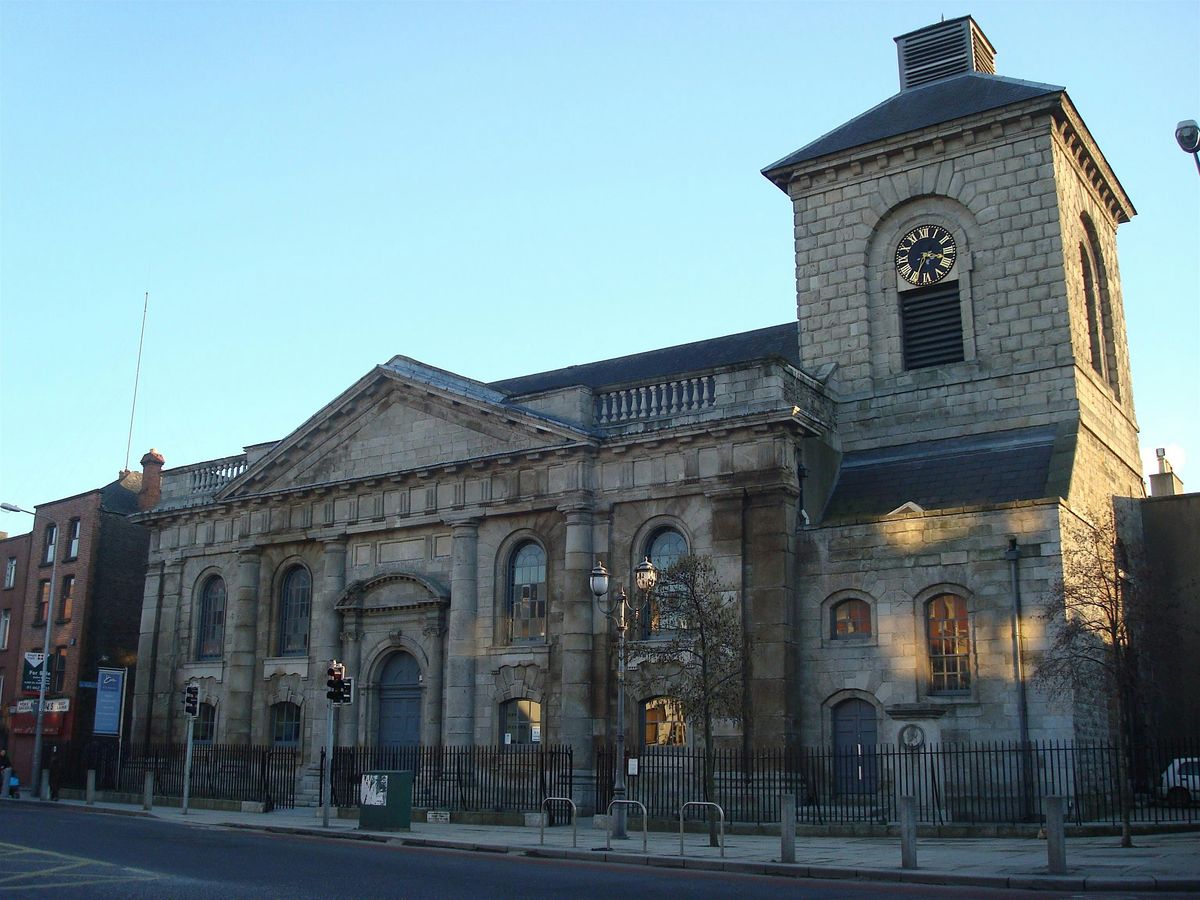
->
[1005,538,1033,819]
[142,560,166,751]
[1005,538,1030,745]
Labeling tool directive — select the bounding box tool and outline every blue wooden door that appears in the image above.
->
[378,652,422,747]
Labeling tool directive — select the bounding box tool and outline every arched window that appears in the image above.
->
[270,702,302,746]
[644,527,687,637]
[927,593,970,694]
[1080,244,1106,378]
[277,567,311,657]
[831,598,871,639]
[1081,214,1121,398]
[195,702,217,744]
[642,696,686,746]
[500,698,542,745]
[196,576,227,660]
[507,542,546,643]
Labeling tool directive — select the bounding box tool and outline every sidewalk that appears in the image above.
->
[31,796,1200,893]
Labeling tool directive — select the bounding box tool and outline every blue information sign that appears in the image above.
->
[93,668,126,736]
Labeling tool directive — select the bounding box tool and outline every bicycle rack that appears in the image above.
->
[605,799,648,852]
[539,796,577,848]
[679,801,725,857]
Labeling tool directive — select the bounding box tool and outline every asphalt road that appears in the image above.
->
[0,802,1168,899]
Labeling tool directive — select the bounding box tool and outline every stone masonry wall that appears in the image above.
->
[796,501,1076,746]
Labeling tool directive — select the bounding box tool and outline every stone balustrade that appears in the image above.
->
[594,376,717,426]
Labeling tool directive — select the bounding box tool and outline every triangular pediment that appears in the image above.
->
[218,359,593,499]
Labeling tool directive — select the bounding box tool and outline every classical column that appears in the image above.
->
[557,499,595,761]
[338,621,362,746]
[423,615,446,745]
[310,538,347,768]
[443,517,479,745]
[225,549,261,744]
[154,560,185,741]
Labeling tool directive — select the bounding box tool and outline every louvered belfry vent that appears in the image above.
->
[896,17,997,90]
[901,283,965,370]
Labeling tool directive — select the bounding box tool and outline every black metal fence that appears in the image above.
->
[58,739,300,809]
[597,740,1200,826]
[328,744,573,813]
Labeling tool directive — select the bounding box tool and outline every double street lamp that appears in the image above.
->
[589,557,657,839]
[1,502,59,799]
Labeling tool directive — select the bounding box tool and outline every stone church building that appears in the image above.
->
[131,18,1144,791]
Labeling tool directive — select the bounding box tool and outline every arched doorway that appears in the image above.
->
[377,652,422,747]
[833,698,878,795]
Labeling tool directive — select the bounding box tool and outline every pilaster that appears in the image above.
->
[443,516,480,745]
[225,549,261,743]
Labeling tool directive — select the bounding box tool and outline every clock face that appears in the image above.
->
[895,224,957,286]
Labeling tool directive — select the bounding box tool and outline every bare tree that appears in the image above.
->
[1034,504,1147,847]
[639,554,744,845]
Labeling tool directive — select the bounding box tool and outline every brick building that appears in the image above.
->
[130,19,1149,805]
[0,452,161,784]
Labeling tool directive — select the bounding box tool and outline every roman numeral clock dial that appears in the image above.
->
[895,224,957,286]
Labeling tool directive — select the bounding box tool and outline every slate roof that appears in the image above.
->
[762,73,1063,184]
[822,425,1058,522]
[489,322,800,396]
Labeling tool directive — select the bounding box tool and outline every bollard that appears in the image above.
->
[143,771,154,811]
[780,795,796,864]
[40,770,50,801]
[1045,796,1067,874]
[86,770,96,806]
[899,796,918,869]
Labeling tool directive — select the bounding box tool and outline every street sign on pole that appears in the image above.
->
[93,668,126,736]
[21,653,46,693]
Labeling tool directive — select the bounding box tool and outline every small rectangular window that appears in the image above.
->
[58,576,75,623]
[66,519,81,560]
[3,557,15,589]
[42,524,58,565]
[50,645,67,693]
[36,581,50,625]
[0,609,10,650]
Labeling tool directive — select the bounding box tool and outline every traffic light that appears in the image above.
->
[326,661,344,701]
[183,681,199,717]
[338,676,354,705]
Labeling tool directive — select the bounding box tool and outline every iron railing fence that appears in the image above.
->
[597,740,1200,826]
[57,739,300,809]
[328,744,573,813]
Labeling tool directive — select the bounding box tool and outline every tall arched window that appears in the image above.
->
[1081,213,1121,398]
[927,593,971,694]
[644,527,687,637]
[270,702,302,746]
[507,542,546,643]
[278,567,311,657]
[196,576,227,660]
[1080,244,1106,379]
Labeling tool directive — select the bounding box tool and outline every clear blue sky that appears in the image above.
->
[2,1,1197,533]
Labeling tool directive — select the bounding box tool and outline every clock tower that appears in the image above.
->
[763,15,1143,512]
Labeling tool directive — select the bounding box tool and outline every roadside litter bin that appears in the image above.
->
[359,770,412,831]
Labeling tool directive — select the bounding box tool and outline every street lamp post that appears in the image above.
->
[589,557,657,840]
[1,502,59,800]
[1176,119,1200,174]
